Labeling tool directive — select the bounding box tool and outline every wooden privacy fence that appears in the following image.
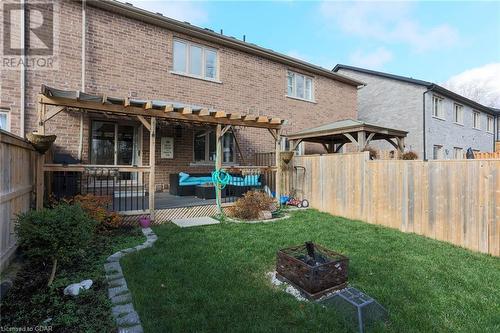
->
[291,152,499,256]
[475,151,500,159]
[0,130,36,271]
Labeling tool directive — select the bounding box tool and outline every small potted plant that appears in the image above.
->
[139,216,151,228]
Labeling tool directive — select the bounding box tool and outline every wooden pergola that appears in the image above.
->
[286,119,408,153]
[35,85,285,220]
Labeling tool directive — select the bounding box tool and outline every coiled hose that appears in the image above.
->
[211,169,231,215]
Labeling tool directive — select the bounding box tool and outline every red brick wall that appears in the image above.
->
[1,0,358,190]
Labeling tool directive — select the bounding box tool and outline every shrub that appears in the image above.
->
[74,194,122,230]
[15,204,97,285]
[228,191,275,220]
[402,151,419,160]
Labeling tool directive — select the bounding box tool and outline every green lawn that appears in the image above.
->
[121,210,500,333]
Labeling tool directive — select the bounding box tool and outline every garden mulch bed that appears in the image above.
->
[0,227,144,333]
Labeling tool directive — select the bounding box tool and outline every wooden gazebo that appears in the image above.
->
[286,119,408,154]
[35,85,285,221]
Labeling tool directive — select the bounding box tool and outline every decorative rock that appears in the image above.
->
[107,272,124,282]
[109,278,127,288]
[63,279,93,296]
[121,248,136,254]
[107,252,124,262]
[258,210,273,220]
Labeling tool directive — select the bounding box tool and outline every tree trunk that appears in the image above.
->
[48,258,57,286]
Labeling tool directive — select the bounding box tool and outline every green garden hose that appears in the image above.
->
[211,168,230,215]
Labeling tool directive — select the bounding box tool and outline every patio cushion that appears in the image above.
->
[179,176,212,186]
[179,172,190,183]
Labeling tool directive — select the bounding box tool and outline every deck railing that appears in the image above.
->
[44,165,149,212]
[221,166,277,204]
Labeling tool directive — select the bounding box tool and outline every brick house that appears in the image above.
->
[1,0,361,196]
[333,64,498,160]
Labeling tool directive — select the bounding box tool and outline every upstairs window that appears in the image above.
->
[0,109,10,132]
[173,39,218,80]
[287,71,313,101]
[487,116,494,133]
[432,95,444,119]
[473,111,481,129]
[454,103,463,124]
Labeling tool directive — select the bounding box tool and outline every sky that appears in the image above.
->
[126,0,500,107]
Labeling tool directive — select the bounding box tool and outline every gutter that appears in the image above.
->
[422,86,435,161]
[20,0,26,137]
[78,0,86,161]
[90,0,364,87]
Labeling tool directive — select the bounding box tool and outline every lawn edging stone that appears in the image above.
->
[103,227,158,333]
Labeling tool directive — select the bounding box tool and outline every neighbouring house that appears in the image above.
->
[333,64,498,160]
[0,1,363,178]
[0,0,362,218]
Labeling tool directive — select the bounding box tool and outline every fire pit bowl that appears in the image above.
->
[276,242,349,299]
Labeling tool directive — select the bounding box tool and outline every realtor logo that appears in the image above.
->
[2,1,58,70]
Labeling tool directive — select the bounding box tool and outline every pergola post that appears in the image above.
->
[35,102,46,211]
[149,117,156,221]
[215,124,222,214]
[274,129,282,205]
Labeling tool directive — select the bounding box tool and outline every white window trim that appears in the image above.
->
[472,111,481,130]
[191,129,237,165]
[286,70,315,103]
[453,103,464,125]
[172,38,220,82]
[0,109,11,132]
[486,115,494,133]
[432,95,445,120]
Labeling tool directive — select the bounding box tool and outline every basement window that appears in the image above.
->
[0,109,10,132]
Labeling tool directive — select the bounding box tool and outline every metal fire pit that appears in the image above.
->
[276,242,349,299]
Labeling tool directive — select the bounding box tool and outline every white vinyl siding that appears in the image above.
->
[172,39,218,81]
[432,95,444,119]
[287,71,314,102]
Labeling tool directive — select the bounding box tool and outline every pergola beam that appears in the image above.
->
[39,95,282,129]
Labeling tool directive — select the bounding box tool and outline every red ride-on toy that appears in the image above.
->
[286,197,309,208]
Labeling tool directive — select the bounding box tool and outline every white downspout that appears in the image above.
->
[78,0,86,161]
[20,0,25,137]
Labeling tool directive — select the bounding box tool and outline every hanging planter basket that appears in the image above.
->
[280,151,295,165]
[26,132,57,154]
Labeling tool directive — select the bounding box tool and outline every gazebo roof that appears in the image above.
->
[39,85,284,129]
[287,119,407,140]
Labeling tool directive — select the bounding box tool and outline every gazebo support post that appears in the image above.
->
[149,117,156,222]
[397,137,405,153]
[357,131,366,152]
